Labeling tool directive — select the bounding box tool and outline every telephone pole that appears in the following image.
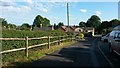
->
[67,3,70,32]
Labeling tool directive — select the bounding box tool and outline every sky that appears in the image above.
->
[0,0,120,26]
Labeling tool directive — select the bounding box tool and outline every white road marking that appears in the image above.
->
[97,41,114,67]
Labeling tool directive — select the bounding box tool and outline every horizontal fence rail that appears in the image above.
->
[28,36,48,40]
[0,35,76,57]
[0,38,25,40]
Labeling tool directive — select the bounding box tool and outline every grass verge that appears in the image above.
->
[2,41,76,67]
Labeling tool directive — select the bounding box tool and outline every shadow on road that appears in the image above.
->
[17,39,94,67]
[8,37,96,67]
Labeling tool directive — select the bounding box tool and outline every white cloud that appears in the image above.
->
[1,0,119,2]
[0,1,16,7]
[39,8,48,13]
[95,11,102,16]
[1,5,31,13]
[80,9,87,12]
[42,8,48,12]
[21,6,31,11]
[24,0,33,4]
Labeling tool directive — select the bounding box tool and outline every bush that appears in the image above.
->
[76,33,84,39]
[2,29,67,66]
[2,29,66,51]
[79,33,84,39]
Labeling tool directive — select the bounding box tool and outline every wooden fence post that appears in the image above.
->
[68,35,69,42]
[58,36,60,45]
[66,35,68,42]
[25,36,28,57]
[48,36,50,49]
[71,35,72,41]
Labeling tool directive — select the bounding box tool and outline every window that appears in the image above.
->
[116,33,120,38]
[106,33,110,37]
[114,32,120,38]
[110,31,115,37]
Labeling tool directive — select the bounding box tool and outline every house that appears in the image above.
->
[58,25,95,36]
[59,26,75,33]
[59,26,67,32]
[69,26,76,32]
[74,27,95,36]
[74,27,84,33]
[84,27,95,36]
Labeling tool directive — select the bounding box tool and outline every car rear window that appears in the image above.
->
[115,32,120,38]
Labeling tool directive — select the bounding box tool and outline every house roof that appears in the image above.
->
[61,26,67,31]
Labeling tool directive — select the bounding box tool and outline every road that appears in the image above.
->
[22,36,120,67]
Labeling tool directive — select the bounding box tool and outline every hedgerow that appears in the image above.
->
[2,29,67,66]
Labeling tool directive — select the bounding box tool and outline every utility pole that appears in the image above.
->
[118,1,120,20]
[67,3,70,32]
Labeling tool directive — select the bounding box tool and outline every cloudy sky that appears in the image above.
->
[0,0,119,26]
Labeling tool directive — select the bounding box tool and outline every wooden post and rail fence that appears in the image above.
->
[0,35,76,57]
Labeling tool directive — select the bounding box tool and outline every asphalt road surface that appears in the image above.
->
[22,36,120,67]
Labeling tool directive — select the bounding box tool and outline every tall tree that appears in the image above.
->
[43,18,50,26]
[0,18,8,27]
[86,15,101,29]
[33,15,50,27]
[58,22,64,28]
[7,24,16,29]
[101,21,111,29]
[53,23,57,30]
[79,21,86,27]
[109,19,120,27]
[20,23,30,30]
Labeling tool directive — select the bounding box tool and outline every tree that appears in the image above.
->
[7,24,16,29]
[20,23,30,30]
[33,15,50,27]
[0,18,8,27]
[86,15,101,29]
[109,19,120,27]
[53,23,57,30]
[101,21,111,29]
[58,22,64,28]
[0,18,17,30]
[43,18,50,26]
[79,21,86,27]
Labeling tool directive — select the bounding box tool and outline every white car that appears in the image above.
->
[101,33,110,42]
[108,25,120,55]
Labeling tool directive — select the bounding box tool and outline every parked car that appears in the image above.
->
[101,33,110,42]
[108,25,120,55]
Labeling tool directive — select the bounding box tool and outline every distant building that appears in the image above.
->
[59,26,67,32]
[59,26,76,33]
[74,27,84,33]
[58,25,95,36]
[83,27,95,36]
